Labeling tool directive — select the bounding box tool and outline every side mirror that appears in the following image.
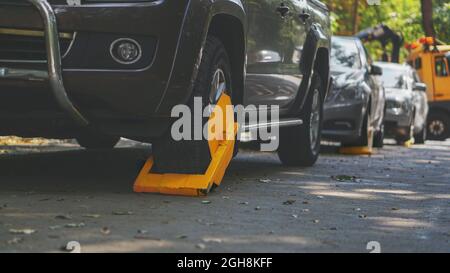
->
[414,82,427,92]
[370,65,383,76]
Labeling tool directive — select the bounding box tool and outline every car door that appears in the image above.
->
[433,55,450,101]
[244,0,305,109]
[276,0,310,108]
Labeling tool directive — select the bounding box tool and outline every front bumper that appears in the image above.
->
[0,0,196,138]
[1,0,88,126]
[385,106,412,127]
[322,100,365,142]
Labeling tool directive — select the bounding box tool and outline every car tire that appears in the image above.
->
[395,118,414,144]
[373,124,385,148]
[342,109,370,147]
[427,112,450,141]
[152,36,234,174]
[76,134,120,150]
[277,74,323,167]
[414,126,427,144]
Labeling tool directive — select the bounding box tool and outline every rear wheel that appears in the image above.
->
[76,134,120,150]
[427,112,449,141]
[152,36,233,174]
[277,74,323,167]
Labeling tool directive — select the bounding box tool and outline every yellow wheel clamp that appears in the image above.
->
[134,93,237,196]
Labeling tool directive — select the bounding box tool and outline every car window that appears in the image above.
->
[331,38,362,70]
[379,66,407,89]
[435,56,449,77]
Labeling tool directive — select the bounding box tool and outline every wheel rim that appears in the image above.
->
[429,120,445,137]
[210,68,227,104]
[309,89,321,151]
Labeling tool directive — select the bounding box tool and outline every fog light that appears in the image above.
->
[110,38,142,65]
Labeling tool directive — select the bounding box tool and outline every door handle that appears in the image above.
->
[276,3,290,17]
[299,11,311,22]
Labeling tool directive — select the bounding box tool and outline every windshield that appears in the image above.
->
[331,38,362,70]
[379,66,407,89]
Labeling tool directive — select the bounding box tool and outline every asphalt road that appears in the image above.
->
[0,138,449,253]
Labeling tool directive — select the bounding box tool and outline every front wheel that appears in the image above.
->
[342,109,371,148]
[373,124,385,148]
[277,74,323,167]
[414,126,427,144]
[395,118,414,144]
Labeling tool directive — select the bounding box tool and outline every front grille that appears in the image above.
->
[0,30,73,62]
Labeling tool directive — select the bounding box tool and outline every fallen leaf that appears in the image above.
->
[332,175,358,182]
[203,238,222,243]
[112,211,133,216]
[49,225,63,230]
[101,227,111,235]
[65,223,85,228]
[201,200,211,205]
[55,215,72,220]
[134,235,161,241]
[283,200,296,205]
[9,229,36,235]
[83,214,101,219]
[7,237,23,245]
[196,243,206,250]
[259,179,271,184]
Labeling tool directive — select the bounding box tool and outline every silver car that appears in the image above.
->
[376,62,429,144]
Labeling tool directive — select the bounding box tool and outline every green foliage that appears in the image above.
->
[322,0,450,62]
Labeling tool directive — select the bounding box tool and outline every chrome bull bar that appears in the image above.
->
[0,0,89,126]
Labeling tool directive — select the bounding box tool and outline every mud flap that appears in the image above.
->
[133,94,237,196]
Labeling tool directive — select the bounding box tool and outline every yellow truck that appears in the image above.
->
[407,38,450,140]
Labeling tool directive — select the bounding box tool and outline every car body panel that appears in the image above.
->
[0,0,330,140]
[376,62,428,137]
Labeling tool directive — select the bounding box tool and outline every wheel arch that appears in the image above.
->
[207,13,246,105]
[289,24,331,116]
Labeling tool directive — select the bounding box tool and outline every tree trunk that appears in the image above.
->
[352,0,360,34]
[421,0,435,37]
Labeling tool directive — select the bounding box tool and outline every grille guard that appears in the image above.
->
[0,0,89,126]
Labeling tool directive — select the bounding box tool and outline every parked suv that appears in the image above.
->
[0,0,330,171]
[323,36,385,148]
